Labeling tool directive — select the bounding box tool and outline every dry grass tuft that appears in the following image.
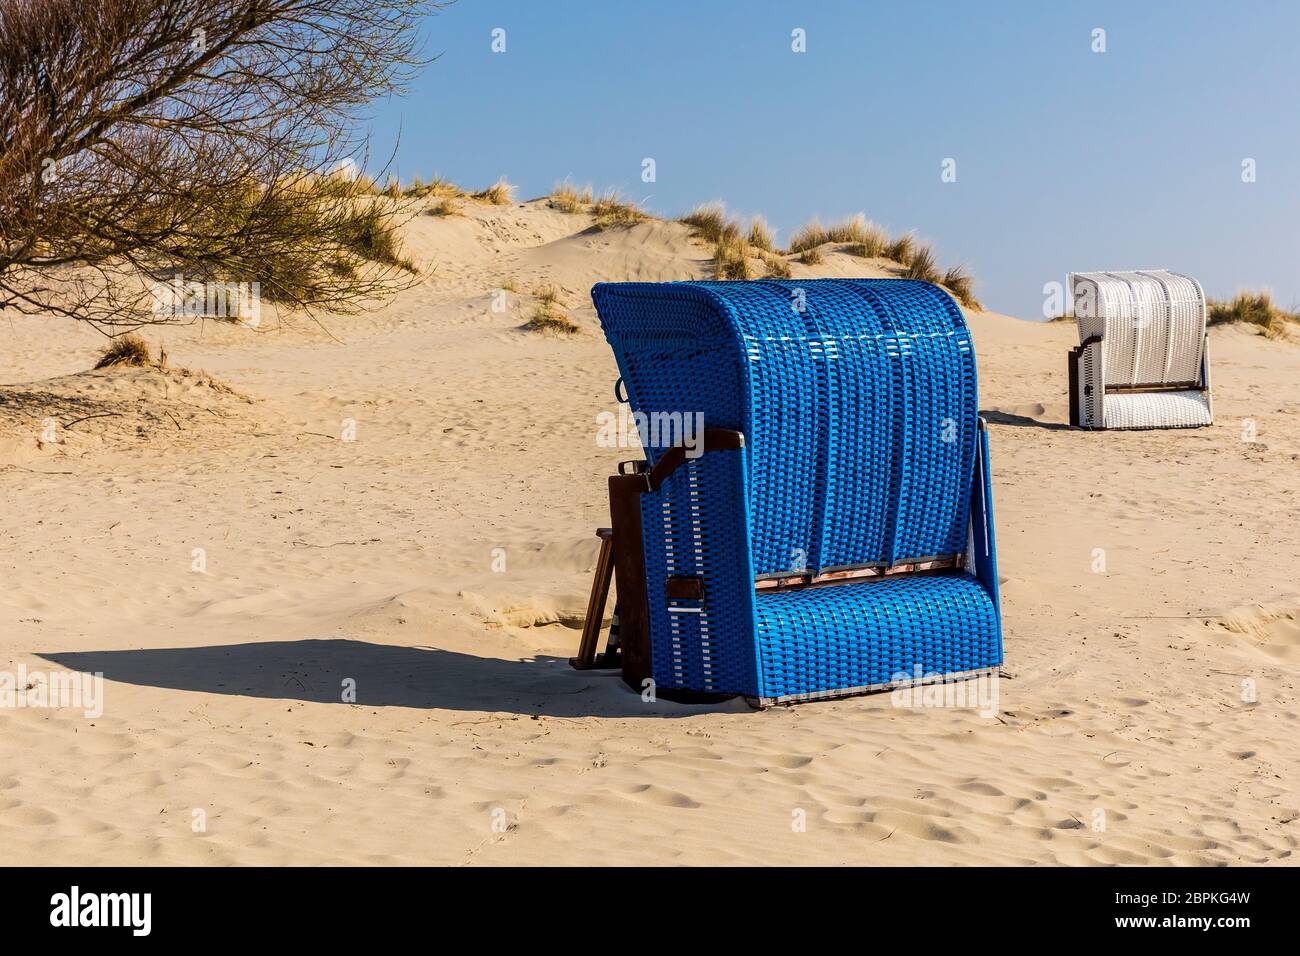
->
[425,197,461,217]
[761,251,792,278]
[94,334,153,369]
[406,175,467,199]
[524,285,579,334]
[1209,290,1299,339]
[424,175,466,198]
[534,284,564,307]
[940,264,981,310]
[550,181,588,213]
[787,214,887,255]
[591,191,649,228]
[885,232,917,267]
[851,220,889,258]
[473,178,515,205]
[680,202,732,243]
[786,218,827,254]
[747,216,775,252]
[902,243,940,283]
[781,209,981,304]
[339,203,419,273]
[523,311,580,334]
[714,234,752,280]
[824,213,871,244]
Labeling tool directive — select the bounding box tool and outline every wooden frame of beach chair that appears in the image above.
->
[1067,270,1213,430]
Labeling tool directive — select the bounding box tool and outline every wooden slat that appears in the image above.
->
[754,555,963,593]
[570,530,615,670]
[608,474,653,690]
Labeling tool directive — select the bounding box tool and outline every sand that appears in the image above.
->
[1,197,1297,865]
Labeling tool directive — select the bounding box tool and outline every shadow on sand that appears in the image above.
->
[40,639,741,718]
[980,408,1073,431]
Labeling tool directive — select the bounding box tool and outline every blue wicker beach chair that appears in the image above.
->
[587,278,1002,705]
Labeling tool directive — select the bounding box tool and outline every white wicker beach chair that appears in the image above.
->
[1067,270,1213,430]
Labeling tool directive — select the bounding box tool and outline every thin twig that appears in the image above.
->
[61,412,122,429]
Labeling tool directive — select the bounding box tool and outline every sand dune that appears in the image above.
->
[1,198,1297,865]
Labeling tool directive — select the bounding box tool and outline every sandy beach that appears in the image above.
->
[2,197,1298,866]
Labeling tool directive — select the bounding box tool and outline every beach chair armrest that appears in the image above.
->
[645,428,745,491]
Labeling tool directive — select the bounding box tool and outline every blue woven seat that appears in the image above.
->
[592,278,1002,704]
[753,572,998,700]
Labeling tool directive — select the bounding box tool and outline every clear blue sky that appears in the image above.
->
[368,0,1299,320]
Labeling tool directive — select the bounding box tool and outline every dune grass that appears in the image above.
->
[316,172,378,198]
[94,334,153,369]
[591,190,649,228]
[348,174,381,196]
[747,216,775,253]
[425,197,461,217]
[884,232,917,267]
[406,175,466,200]
[524,311,580,334]
[902,243,940,284]
[524,285,579,334]
[787,214,887,255]
[550,181,594,213]
[680,202,734,243]
[551,183,582,213]
[339,203,418,273]
[472,178,515,205]
[1209,290,1298,339]
[781,213,976,302]
[714,234,752,280]
[823,214,875,245]
[846,222,889,259]
[940,264,981,310]
[533,284,562,307]
[430,175,986,297]
[785,219,827,254]
[551,183,647,227]
[761,251,792,278]
[677,202,757,277]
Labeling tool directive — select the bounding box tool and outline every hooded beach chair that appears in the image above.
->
[1067,270,1212,430]
[585,278,1002,705]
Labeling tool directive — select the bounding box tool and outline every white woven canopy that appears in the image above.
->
[1068,270,1212,429]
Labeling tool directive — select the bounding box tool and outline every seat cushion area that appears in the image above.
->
[753,572,1000,700]
[1103,389,1211,429]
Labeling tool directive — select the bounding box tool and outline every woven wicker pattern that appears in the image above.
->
[593,279,1002,700]
[594,279,978,573]
[754,572,1000,698]
[1103,390,1212,429]
[639,448,758,695]
[1069,269,1212,430]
